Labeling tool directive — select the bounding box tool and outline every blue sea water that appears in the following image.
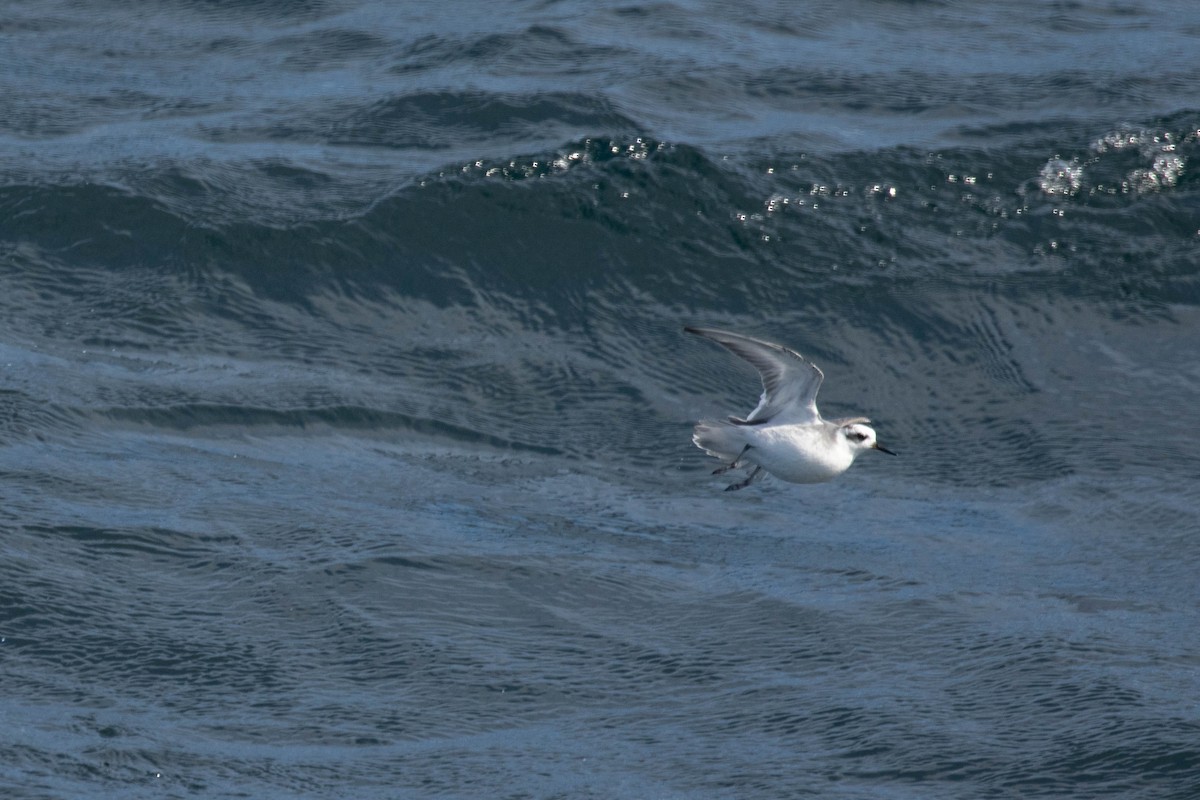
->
[2,1,1199,798]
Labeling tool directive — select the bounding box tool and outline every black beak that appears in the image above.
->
[875,443,897,456]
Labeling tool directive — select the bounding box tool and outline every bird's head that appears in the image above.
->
[841,422,896,457]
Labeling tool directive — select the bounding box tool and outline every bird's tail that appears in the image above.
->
[692,419,750,462]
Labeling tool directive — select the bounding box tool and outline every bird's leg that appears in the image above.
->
[724,465,763,492]
[712,444,752,475]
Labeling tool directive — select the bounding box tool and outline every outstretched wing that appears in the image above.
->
[685,327,824,424]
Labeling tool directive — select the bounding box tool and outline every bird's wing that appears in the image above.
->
[685,327,824,424]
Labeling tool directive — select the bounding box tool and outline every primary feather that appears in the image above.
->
[684,327,824,424]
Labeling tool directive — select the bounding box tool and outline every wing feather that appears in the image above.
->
[685,327,824,424]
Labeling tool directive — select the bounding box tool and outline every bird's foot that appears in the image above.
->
[712,444,752,475]
[724,466,763,492]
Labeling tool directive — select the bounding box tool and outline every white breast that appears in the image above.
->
[743,424,853,484]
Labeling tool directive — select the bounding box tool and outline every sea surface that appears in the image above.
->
[2,1,1199,798]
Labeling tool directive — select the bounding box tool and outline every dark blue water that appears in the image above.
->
[3,1,1199,798]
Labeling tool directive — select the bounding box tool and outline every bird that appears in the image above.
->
[685,327,895,491]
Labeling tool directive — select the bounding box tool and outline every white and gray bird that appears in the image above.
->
[685,327,895,491]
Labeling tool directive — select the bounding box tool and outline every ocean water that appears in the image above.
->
[2,1,1199,797]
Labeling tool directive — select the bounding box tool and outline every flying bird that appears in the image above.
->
[686,327,895,490]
